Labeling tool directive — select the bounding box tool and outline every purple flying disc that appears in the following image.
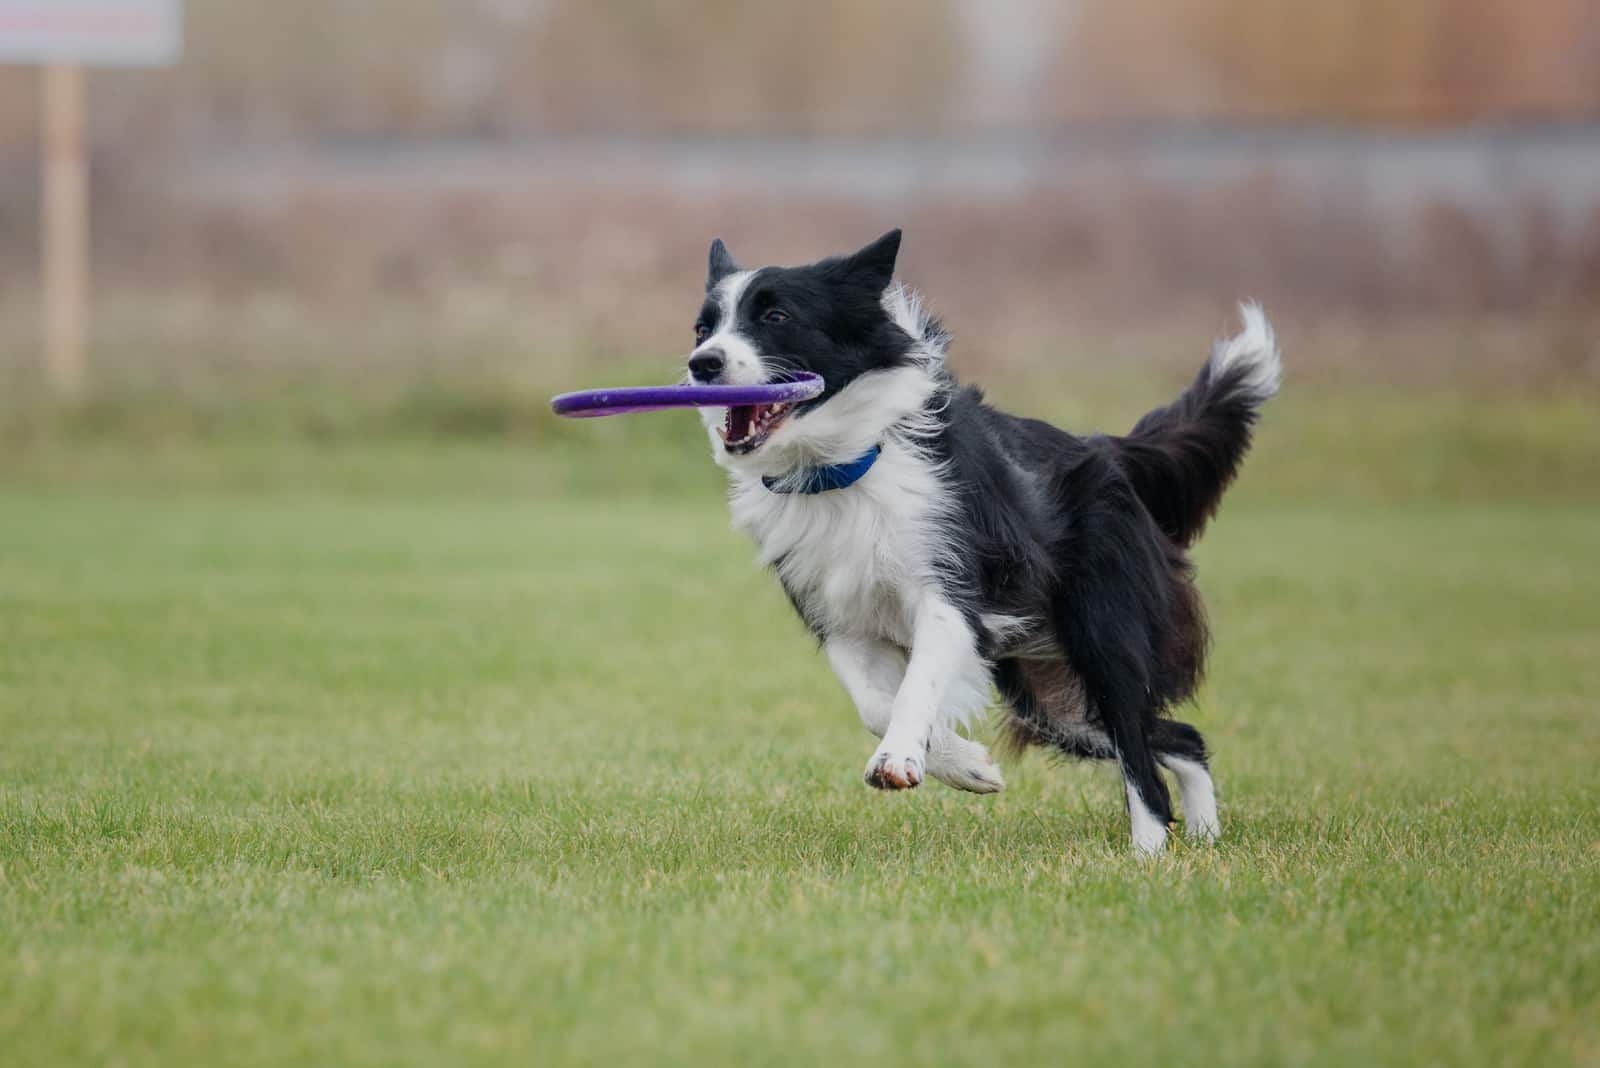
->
[550,372,823,418]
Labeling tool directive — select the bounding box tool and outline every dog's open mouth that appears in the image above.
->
[718,402,793,454]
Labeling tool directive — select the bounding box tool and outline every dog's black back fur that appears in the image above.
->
[912,295,1273,827]
[924,379,1249,826]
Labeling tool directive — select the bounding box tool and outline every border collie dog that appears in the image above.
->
[689,230,1280,853]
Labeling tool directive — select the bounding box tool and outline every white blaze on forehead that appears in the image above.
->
[713,269,756,321]
[692,269,766,386]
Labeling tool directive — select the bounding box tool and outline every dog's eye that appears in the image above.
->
[694,322,710,343]
[763,309,790,325]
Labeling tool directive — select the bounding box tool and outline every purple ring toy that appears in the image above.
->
[550,372,824,418]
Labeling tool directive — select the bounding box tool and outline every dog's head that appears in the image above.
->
[687,230,946,478]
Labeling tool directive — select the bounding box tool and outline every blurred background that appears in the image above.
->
[1,0,1598,469]
[8,9,1600,1064]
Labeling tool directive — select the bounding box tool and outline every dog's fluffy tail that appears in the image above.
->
[1115,303,1281,546]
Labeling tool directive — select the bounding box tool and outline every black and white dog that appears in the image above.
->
[688,230,1279,853]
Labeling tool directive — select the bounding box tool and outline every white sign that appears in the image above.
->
[0,0,181,67]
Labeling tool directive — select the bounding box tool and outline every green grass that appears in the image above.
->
[2,382,1598,1066]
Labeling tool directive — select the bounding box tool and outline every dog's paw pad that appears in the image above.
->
[864,750,924,790]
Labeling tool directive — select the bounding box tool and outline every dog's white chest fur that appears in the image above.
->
[727,442,947,646]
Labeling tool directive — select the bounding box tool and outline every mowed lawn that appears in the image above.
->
[1,385,1597,1066]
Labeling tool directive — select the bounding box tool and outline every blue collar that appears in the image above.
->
[763,445,881,495]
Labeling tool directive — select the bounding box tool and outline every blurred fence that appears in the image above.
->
[1,1,1598,383]
[3,0,1597,143]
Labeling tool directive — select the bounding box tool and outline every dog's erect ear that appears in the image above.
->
[707,238,739,291]
[841,229,902,290]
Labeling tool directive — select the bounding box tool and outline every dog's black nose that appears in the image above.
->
[688,349,725,382]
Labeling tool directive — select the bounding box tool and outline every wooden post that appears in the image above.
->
[42,63,88,396]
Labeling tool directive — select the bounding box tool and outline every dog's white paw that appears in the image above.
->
[1131,820,1169,856]
[1164,756,1220,842]
[930,759,1005,794]
[1126,779,1170,856]
[927,735,1005,794]
[864,746,924,790]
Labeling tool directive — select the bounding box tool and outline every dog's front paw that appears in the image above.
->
[928,733,1005,794]
[864,746,924,790]
[930,753,1005,794]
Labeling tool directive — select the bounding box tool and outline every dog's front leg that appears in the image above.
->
[860,597,993,791]
[826,635,1004,793]
[824,635,904,738]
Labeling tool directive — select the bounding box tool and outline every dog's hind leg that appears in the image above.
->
[1153,719,1219,841]
[1040,634,1172,853]
[1047,463,1181,853]
[825,626,1003,794]
[1072,648,1171,856]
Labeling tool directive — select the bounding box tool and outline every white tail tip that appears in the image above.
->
[1209,301,1282,400]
